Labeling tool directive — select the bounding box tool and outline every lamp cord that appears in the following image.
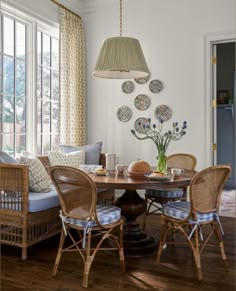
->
[120,0,122,36]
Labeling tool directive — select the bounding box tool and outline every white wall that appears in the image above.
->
[82,0,236,171]
[3,0,236,171]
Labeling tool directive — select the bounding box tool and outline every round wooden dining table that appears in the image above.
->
[89,169,196,257]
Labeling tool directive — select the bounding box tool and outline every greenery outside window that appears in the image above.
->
[0,5,59,157]
[36,31,59,155]
[0,15,27,156]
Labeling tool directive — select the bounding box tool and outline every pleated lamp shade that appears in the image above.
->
[93,36,149,79]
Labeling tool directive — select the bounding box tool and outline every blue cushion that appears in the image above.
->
[59,142,102,165]
[146,188,184,199]
[28,185,60,212]
[68,205,121,227]
[0,151,19,164]
[163,201,216,222]
[0,185,60,213]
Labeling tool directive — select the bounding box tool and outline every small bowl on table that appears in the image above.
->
[95,168,108,176]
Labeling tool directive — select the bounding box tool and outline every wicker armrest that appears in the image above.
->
[0,163,29,213]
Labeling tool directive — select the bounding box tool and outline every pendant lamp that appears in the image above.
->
[93,0,149,79]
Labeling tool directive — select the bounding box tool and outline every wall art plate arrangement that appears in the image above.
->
[134,75,150,84]
[122,81,135,93]
[149,79,163,93]
[134,94,151,111]
[117,106,132,122]
[154,104,172,122]
[134,117,150,134]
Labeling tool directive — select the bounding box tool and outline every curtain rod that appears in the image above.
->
[50,0,81,19]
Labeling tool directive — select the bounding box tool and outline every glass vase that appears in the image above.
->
[156,151,167,174]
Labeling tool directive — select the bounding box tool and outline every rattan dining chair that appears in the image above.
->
[143,153,197,230]
[156,164,231,280]
[50,166,125,288]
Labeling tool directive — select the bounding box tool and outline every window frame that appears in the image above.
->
[36,27,60,155]
[1,2,59,156]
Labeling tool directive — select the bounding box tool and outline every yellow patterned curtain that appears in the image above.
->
[59,8,86,145]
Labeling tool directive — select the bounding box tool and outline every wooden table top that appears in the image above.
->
[89,169,196,190]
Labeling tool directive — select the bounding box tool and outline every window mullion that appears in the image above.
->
[50,36,52,150]
[13,19,16,156]
[25,20,34,154]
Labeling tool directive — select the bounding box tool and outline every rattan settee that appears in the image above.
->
[0,154,113,260]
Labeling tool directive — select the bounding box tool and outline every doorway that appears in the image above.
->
[212,41,236,188]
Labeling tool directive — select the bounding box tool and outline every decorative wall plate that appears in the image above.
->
[134,75,150,84]
[122,81,135,93]
[149,79,163,93]
[134,94,151,111]
[134,117,150,134]
[117,106,132,122]
[154,105,172,122]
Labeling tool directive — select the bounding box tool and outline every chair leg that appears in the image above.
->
[22,247,27,260]
[214,223,227,261]
[142,196,150,230]
[170,222,176,241]
[156,217,168,264]
[119,222,125,272]
[52,229,66,277]
[83,256,92,288]
[191,227,202,281]
[83,231,92,288]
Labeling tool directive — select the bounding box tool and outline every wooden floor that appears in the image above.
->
[1,215,235,291]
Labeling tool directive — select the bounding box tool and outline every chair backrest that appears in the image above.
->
[189,164,231,214]
[167,153,197,170]
[50,166,97,219]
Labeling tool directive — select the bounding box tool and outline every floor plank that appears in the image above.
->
[1,215,235,290]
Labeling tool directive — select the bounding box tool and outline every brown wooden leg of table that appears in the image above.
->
[115,189,157,257]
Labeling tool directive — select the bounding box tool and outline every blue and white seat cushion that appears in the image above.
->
[146,188,184,199]
[61,205,122,248]
[68,205,121,227]
[163,201,216,222]
[163,201,223,240]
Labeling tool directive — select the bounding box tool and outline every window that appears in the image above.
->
[0,5,59,156]
[0,15,27,156]
[36,31,59,155]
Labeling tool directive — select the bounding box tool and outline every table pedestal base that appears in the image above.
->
[115,190,157,257]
